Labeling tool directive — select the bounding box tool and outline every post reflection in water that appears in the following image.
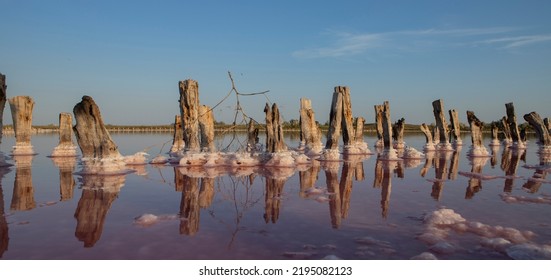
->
[74,174,127,247]
[50,157,77,201]
[322,161,341,228]
[0,167,11,258]
[373,159,400,219]
[263,167,294,224]
[522,152,550,193]
[179,174,200,236]
[10,156,35,211]
[299,160,320,198]
[501,148,524,193]
[465,157,489,199]
[431,151,451,200]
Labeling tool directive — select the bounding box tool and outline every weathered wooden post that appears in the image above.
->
[466,111,489,157]
[50,113,78,157]
[449,109,462,146]
[374,104,385,148]
[73,96,126,175]
[381,101,393,149]
[198,105,215,152]
[347,117,371,154]
[432,99,452,150]
[500,116,513,146]
[524,112,551,146]
[325,87,343,151]
[392,117,405,149]
[420,123,435,151]
[246,119,259,152]
[505,103,525,149]
[264,103,287,153]
[299,98,323,154]
[432,126,440,146]
[341,86,356,149]
[170,115,185,154]
[179,79,200,153]
[9,96,35,155]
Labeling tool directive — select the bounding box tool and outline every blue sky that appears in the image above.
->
[1,0,550,126]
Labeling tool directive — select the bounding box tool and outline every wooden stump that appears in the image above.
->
[179,79,200,153]
[392,117,405,148]
[524,112,551,146]
[0,73,6,145]
[490,121,500,146]
[449,109,462,145]
[51,113,77,157]
[325,87,343,150]
[247,119,259,152]
[505,103,522,143]
[354,117,365,145]
[340,86,355,146]
[73,96,121,159]
[374,104,385,147]
[432,99,450,147]
[9,96,35,155]
[420,123,434,145]
[382,101,393,149]
[264,103,287,153]
[500,116,513,144]
[299,98,322,153]
[170,115,185,154]
[198,105,215,152]
[467,111,489,157]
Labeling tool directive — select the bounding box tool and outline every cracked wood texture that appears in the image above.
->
[467,111,484,147]
[73,96,121,158]
[9,96,35,146]
[432,99,449,145]
[179,79,200,152]
[524,112,550,146]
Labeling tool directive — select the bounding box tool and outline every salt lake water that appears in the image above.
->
[0,132,550,260]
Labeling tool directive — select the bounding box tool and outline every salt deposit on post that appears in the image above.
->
[466,110,490,157]
[9,96,36,155]
[50,113,78,157]
[431,99,453,150]
[420,123,435,151]
[73,96,130,174]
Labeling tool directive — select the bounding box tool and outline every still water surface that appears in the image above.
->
[0,132,549,259]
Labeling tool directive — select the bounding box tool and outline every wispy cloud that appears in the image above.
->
[293,27,549,58]
[477,34,551,49]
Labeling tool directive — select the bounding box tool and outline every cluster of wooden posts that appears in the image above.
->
[1,73,550,174]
